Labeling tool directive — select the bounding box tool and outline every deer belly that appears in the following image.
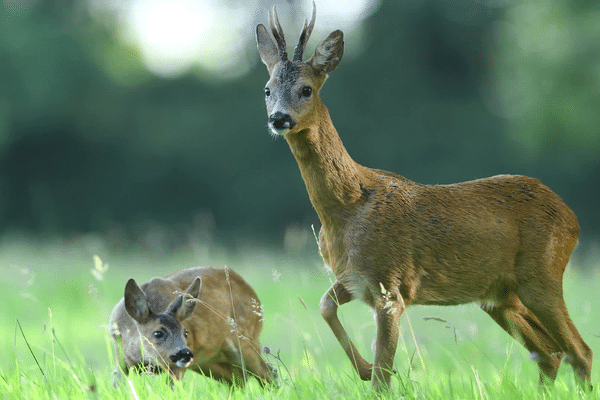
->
[413,261,510,306]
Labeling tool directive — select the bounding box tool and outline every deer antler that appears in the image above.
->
[269,6,288,62]
[293,2,316,62]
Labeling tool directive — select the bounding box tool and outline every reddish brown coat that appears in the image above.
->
[256,4,592,391]
[109,267,273,386]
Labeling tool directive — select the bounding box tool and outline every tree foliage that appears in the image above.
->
[0,0,598,247]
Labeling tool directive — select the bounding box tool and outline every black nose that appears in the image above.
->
[269,112,296,131]
[170,348,193,364]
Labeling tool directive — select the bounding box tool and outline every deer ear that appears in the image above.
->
[124,279,151,324]
[309,30,344,76]
[256,24,280,74]
[167,277,201,322]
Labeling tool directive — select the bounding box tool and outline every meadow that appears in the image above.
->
[1,234,599,399]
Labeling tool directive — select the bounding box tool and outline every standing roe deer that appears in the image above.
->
[109,267,273,386]
[255,4,592,391]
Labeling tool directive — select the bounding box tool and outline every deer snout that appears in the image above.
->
[170,348,193,367]
[269,112,296,134]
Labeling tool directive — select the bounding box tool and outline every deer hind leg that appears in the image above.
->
[320,281,373,380]
[238,339,276,386]
[220,338,258,387]
[213,336,275,386]
[481,292,563,384]
[517,279,593,390]
[563,313,593,389]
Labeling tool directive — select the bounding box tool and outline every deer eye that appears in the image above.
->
[153,330,165,340]
[264,87,271,97]
[301,86,312,98]
[183,330,189,339]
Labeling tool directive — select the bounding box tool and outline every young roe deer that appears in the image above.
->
[256,4,592,391]
[109,267,273,386]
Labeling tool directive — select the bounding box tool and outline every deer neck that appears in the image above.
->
[284,100,364,225]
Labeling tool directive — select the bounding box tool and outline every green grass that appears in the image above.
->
[1,235,599,399]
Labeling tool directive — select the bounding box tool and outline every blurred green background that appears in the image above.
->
[1,0,599,262]
[2,1,600,393]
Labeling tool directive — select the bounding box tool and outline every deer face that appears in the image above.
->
[134,312,193,369]
[123,277,201,371]
[256,4,343,136]
[263,61,323,135]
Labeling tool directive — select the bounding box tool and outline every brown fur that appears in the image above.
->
[256,5,592,391]
[109,267,273,386]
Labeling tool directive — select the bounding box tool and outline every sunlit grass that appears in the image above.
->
[1,236,599,399]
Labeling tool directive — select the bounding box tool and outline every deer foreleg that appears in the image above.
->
[320,281,373,380]
[371,296,402,391]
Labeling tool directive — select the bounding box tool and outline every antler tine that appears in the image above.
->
[269,6,288,61]
[293,2,316,62]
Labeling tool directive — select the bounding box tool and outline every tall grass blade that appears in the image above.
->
[16,319,47,384]
[51,327,73,369]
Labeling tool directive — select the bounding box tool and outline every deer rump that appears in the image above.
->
[109,267,272,386]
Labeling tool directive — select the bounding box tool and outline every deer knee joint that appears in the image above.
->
[319,292,337,320]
